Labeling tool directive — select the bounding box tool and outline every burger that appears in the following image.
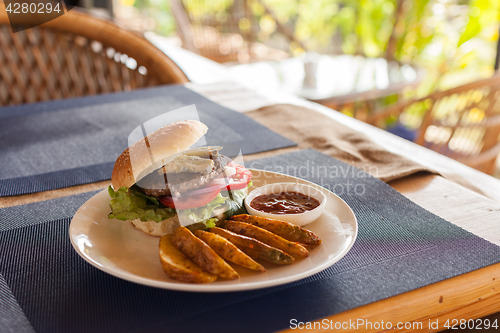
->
[107,120,252,236]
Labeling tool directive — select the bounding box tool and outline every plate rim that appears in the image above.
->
[69,169,358,292]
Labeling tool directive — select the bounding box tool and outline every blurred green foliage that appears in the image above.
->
[130,0,500,91]
[132,0,177,35]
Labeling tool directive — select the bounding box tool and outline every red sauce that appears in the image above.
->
[250,191,320,214]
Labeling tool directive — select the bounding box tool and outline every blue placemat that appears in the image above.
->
[0,84,296,197]
[1,149,499,333]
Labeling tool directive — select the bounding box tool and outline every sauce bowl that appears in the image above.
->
[244,182,327,226]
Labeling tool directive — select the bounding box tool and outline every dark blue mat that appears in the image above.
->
[0,85,296,196]
[1,149,499,333]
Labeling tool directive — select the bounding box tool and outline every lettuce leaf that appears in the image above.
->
[176,185,250,226]
[108,182,251,226]
[223,186,249,219]
[108,186,176,222]
[185,218,218,233]
[180,192,228,225]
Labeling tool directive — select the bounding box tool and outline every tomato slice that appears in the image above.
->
[158,164,251,209]
[184,163,252,194]
[226,163,252,191]
[159,187,221,210]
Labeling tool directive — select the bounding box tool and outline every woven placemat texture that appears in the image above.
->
[0,85,295,196]
[1,149,498,333]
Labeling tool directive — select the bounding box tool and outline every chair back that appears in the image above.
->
[370,75,500,175]
[0,9,188,105]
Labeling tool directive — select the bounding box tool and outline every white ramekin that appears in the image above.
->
[244,182,327,226]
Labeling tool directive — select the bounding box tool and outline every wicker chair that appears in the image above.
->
[0,9,188,105]
[368,75,500,175]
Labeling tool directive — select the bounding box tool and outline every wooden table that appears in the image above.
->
[2,81,499,332]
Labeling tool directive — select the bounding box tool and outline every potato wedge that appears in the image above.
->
[171,227,239,280]
[159,235,217,283]
[195,230,266,272]
[209,227,294,265]
[231,214,321,246]
[223,220,309,259]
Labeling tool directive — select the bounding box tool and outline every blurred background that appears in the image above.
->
[111,0,500,85]
[75,0,500,177]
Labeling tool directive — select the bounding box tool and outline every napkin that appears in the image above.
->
[247,104,434,182]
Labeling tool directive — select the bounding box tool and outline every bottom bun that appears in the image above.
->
[130,216,180,236]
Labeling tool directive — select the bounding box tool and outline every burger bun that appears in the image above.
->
[130,216,181,236]
[111,120,208,190]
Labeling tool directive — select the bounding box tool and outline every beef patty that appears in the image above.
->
[136,153,231,197]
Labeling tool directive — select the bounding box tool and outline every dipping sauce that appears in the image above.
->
[250,191,320,214]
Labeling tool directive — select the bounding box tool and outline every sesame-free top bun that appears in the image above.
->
[111,120,208,190]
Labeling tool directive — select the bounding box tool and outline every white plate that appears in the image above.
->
[69,169,357,292]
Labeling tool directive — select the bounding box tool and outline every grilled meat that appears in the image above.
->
[136,147,231,197]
